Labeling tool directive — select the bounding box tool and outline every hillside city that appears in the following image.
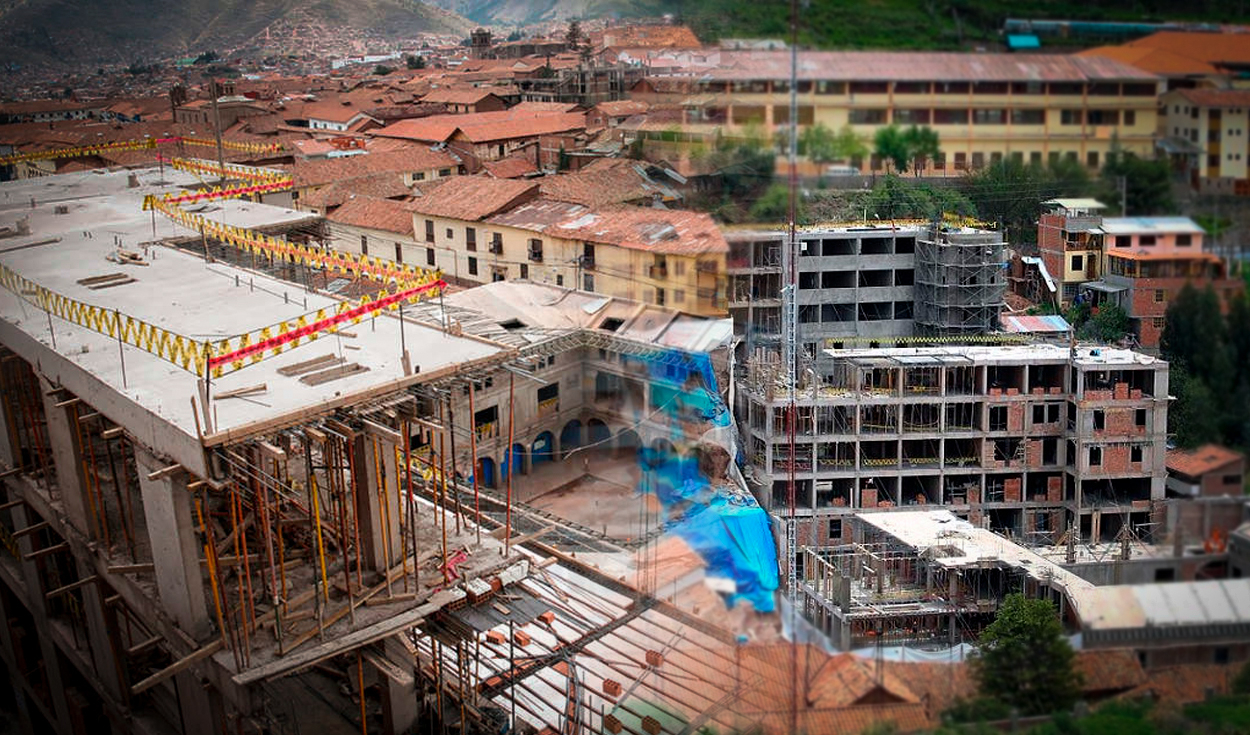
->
[1,6,1249,735]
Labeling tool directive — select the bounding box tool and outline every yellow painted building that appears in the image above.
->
[403,177,728,316]
[702,51,1161,172]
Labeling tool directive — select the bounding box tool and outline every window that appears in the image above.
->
[972,108,1005,125]
[989,406,1007,431]
[1030,151,1042,164]
[893,81,929,94]
[971,152,985,169]
[446,228,454,239]
[932,108,969,125]
[425,220,434,243]
[360,235,368,255]
[1131,445,1143,463]
[394,243,403,263]
[953,152,967,170]
[850,82,888,94]
[1011,81,1044,95]
[1087,151,1099,167]
[894,108,930,125]
[1124,110,1136,126]
[490,232,503,254]
[1093,410,1105,430]
[673,260,686,276]
[1050,83,1084,96]
[519,263,528,279]
[1225,474,1243,485]
[674,289,685,303]
[583,273,594,292]
[426,247,435,266]
[468,257,478,276]
[1087,110,1118,125]
[528,238,543,262]
[848,108,887,124]
[1061,109,1083,125]
[655,288,665,306]
[466,227,476,251]
[537,383,559,404]
[1152,317,1165,329]
[1135,409,1147,427]
[1176,234,1192,246]
[556,275,563,286]
[1090,446,1102,466]
[1033,405,1045,424]
[1071,255,1084,271]
[1011,109,1045,125]
[828,519,842,539]
[413,171,425,181]
[1115,235,1131,248]
[1153,290,1165,303]
[438,168,452,176]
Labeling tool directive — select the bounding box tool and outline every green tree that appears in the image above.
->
[971,594,1081,716]
[405,54,425,69]
[748,182,804,223]
[1161,285,1232,389]
[961,158,1095,245]
[874,125,910,173]
[565,19,583,48]
[373,64,394,75]
[800,122,868,164]
[1101,149,1175,215]
[1233,660,1250,695]
[901,125,941,174]
[1079,302,1131,343]
[867,175,974,221]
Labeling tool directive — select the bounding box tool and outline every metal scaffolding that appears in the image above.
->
[915,227,1007,336]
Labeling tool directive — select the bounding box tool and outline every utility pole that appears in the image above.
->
[1118,175,1127,216]
[209,78,227,186]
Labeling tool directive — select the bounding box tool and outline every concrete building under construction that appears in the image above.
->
[736,343,1170,558]
[725,223,1005,366]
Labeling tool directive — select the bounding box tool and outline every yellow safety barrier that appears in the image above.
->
[0,261,211,374]
[822,334,1033,348]
[0,138,158,165]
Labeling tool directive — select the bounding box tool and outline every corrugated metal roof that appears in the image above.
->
[1099,216,1205,235]
[709,50,1158,82]
[1000,314,1072,334]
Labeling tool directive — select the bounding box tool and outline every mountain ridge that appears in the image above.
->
[0,0,475,69]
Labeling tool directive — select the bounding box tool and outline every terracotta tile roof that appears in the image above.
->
[879,660,976,715]
[451,112,586,143]
[509,101,582,113]
[1174,88,1250,108]
[1125,30,1250,67]
[301,99,375,124]
[1078,45,1220,76]
[480,156,537,179]
[326,196,416,236]
[593,100,650,118]
[420,88,503,105]
[300,173,413,209]
[538,163,678,207]
[597,25,702,49]
[1117,664,1235,706]
[286,147,457,188]
[710,50,1158,81]
[549,206,728,255]
[1076,649,1147,694]
[1167,444,1245,479]
[408,175,539,220]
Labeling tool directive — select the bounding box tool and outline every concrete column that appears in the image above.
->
[37,378,91,534]
[135,447,210,639]
[380,650,418,735]
[10,505,74,735]
[78,561,124,703]
[353,435,402,573]
[0,391,17,469]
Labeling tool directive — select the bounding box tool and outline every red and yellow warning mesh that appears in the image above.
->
[160,156,289,184]
[0,138,158,165]
[0,136,283,166]
[0,261,212,375]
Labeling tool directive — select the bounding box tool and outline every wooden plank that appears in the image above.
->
[88,277,137,290]
[299,363,369,386]
[101,427,124,439]
[146,464,182,482]
[45,575,98,600]
[131,639,224,695]
[361,648,414,687]
[12,521,49,538]
[233,590,462,685]
[126,635,163,657]
[76,273,128,286]
[361,419,402,446]
[24,541,69,560]
[214,383,267,400]
[256,441,286,462]
[54,397,81,409]
[108,563,155,574]
[276,354,340,377]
